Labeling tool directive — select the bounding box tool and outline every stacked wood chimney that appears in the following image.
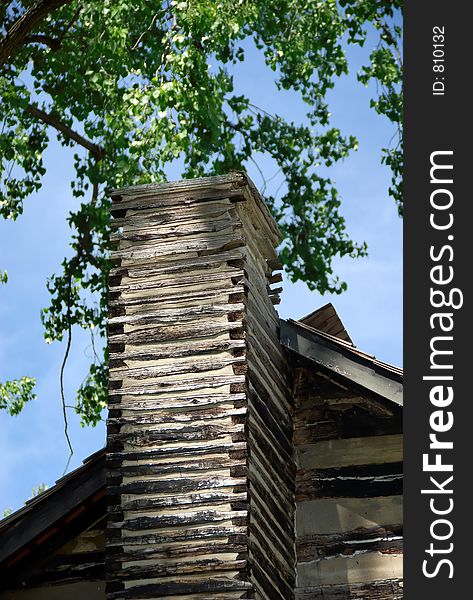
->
[106,174,295,599]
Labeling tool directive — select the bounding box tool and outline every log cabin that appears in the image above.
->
[0,173,403,599]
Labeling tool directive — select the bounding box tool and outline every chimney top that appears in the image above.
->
[110,171,281,246]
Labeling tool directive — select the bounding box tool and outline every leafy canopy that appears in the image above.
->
[0,0,402,426]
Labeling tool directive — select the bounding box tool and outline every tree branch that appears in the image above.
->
[25,34,61,50]
[26,103,105,159]
[57,3,81,44]
[0,0,73,67]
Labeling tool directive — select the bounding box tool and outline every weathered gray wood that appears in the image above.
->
[108,302,245,325]
[108,374,246,397]
[109,285,245,308]
[109,249,244,278]
[296,434,403,470]
[112,269,244,293]
[109,355,246,381]
[297,524,403,561]
[109,320,244,346]
[297,552,403,587]
[110,216,240,242]
[107,174,291,599]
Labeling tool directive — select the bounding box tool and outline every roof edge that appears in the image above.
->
[280,318,403,407]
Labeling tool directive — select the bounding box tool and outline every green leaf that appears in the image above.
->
[0,377,36,416]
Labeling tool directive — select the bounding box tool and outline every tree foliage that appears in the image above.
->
[0,376,36,415]
[0,0,402,426]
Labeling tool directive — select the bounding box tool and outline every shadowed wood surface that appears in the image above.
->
[291,363,403,599]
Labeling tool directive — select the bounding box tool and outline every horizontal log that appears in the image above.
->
[111,203,236,229]
[109,285,245,309]
[296,434,403,470]
[111,235,246,261]
[108,525,248,548]
[294,409,403,444]
[107,578,253,599]
[108,456,246,478]
[297,523,403,561]
[108,475,246,497]
[110,217,240,242]
[116,510,247,532]
[108,405,246,426]
[110,184,246,209]
[116,491,248,512]
[107,441,247,462]
[108,422,245,447]
[112,270,244,294]
[109,355,246,381]
[113,542,247,564]
[295,579,403,600]
[109,249,244,278]
[108,557,247,580]
[108,392,246,412]
[4,552,104,588]
[296,495,403,536]
[108,374,246,397]
[108,302,245,325]
[109,320,243,346]
[296,462,403,500]
[297,552,403,587]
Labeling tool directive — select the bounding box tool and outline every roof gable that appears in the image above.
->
[0,449,105,582]
[299,302,353,343]
[280,318,403,407]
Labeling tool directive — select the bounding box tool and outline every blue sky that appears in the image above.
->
[0,36,402,513]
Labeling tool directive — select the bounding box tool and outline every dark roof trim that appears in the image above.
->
[0,449,105,567]
[280,319,403,407]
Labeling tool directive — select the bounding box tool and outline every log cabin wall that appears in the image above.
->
[238,199,296,599]
[106,174,295,599]
[0,519,105,600]
[293,365,403,600]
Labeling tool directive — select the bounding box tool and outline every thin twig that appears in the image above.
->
[56,3,81,45]
[248,103,276,120]
[60,286,74,475]
[249,155,267,193]
[131,11,159,51]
